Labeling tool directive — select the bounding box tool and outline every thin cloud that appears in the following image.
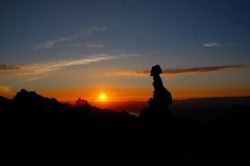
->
[0,54,118,80]
[32,26,107,50]
[0,65,23,70]
[113,65,244,77]
[85,44,104,48]
[32,36,77,50]
[203,42,221,48]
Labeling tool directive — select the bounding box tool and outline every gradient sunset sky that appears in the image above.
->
[0,0,250,102]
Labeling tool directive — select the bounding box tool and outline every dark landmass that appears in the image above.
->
[100,96,250,122]
[0,89,250,164]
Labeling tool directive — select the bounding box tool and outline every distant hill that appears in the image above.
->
[171,96,250,122]
[174,96,250,108]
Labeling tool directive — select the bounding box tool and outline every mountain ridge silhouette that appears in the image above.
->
[0,89,250,164]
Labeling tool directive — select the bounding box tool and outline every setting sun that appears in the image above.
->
[98,93,107,102]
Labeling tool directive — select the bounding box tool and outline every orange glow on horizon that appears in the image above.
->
[8,85,250,104]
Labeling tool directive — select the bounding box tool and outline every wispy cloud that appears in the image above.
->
[32,36,77,50]
[113,65,244,77]
[32,26,107,50]
[85,44,104,48]
[203,42,221,48]
[0,65,24,70]
[0,54,118,80]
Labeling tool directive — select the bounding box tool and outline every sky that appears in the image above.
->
[0,0,250,103]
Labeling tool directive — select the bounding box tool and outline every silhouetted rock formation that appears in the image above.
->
[140,65,172,121]
[76,97,89,107]
[11,89,63,113]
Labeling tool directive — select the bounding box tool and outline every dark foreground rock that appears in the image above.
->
[0,90,250,165]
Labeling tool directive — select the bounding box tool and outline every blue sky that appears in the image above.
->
[0,0,250,100]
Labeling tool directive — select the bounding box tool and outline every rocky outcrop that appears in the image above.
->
[140,65,172,120]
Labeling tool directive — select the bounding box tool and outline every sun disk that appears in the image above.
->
[98,93,107,102]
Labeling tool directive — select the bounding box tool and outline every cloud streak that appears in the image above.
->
[32,26,107,50]
[203,42,221,48]
[0,54,118,80]
[0,65,24,70]
[113,65,244,77]
[85,44,104,48]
